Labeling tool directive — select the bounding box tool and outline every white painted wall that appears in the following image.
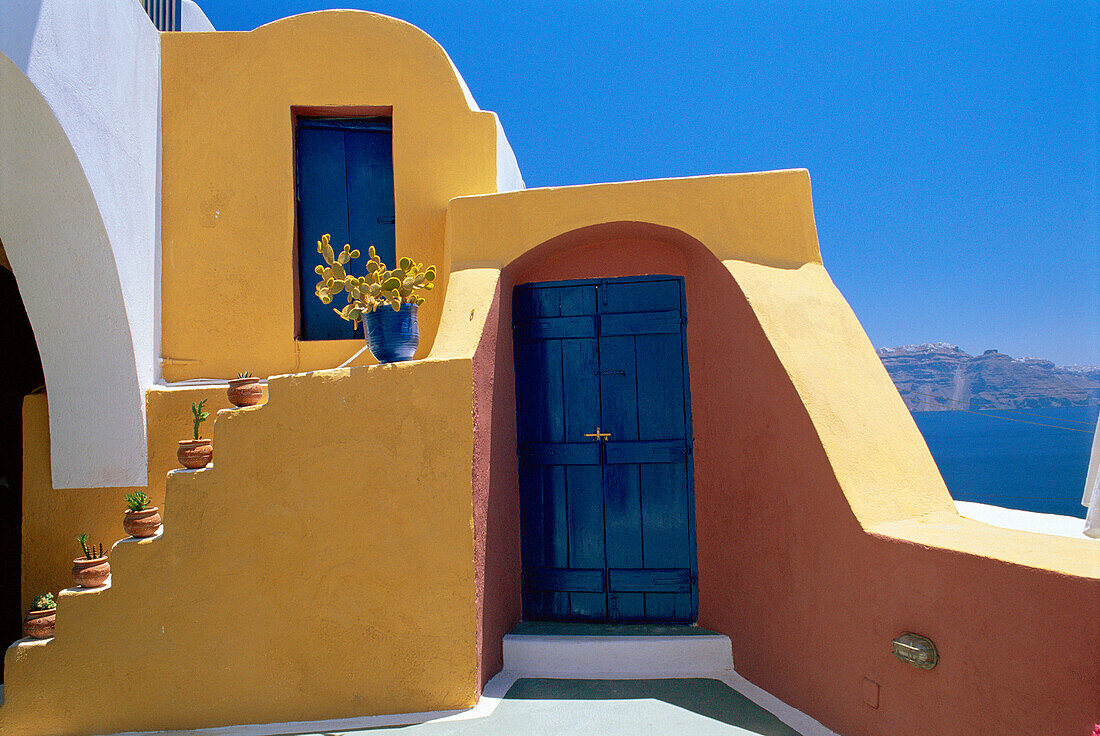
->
[0,0,159,488]
[493,113,525,193]
[181,0,215,31]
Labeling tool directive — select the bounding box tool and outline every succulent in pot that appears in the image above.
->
[227,370,263,408]
[24,592,56,639]
[72,534,110,588]
[177,399,213,469]
[314,234,436,363]
[122,490,161,538]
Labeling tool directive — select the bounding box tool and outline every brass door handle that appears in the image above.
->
[584,427,611,441]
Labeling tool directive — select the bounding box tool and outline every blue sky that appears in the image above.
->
[199,1,1099,366]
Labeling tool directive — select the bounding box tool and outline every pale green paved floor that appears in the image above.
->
[298,679,806,736]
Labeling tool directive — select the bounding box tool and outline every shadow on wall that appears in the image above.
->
[0,260,45,683]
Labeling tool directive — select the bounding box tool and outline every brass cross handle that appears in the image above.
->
[584,427,612,441]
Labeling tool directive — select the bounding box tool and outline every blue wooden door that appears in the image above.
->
[296,117,395,340]
[514,276,697,623]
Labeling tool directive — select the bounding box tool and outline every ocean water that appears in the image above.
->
[911,405,1099,519]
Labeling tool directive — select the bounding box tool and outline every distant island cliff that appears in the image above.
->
[878,343,1100,412]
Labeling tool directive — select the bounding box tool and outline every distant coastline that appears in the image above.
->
[878,343,1100,412]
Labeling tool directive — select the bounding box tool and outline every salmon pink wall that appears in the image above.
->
[472,280,523,688]
[474,221,1099,735]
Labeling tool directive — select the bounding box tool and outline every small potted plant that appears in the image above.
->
[24,592,56,639]
[123,491,161,538]
[314,234,436,363]
[227,370,263,408]
[177,399,212,469]
[72,534,110,588]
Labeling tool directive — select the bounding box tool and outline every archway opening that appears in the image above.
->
[475,220,837,683]
[0,244,45,682]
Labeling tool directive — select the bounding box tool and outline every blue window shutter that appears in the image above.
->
[296,118,395,341]
[296,126,355,340]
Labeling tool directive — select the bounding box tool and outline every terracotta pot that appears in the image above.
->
[123,507,161,538]
[24,608,56,639]
[177,439,213,469]
[227,377,263,407]
[72,557,110,588]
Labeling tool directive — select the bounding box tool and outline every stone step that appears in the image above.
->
[502,626,734,677]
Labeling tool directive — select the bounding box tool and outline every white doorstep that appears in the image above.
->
[502,631,734,677]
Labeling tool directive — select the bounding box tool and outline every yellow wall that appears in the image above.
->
[159,11,502,382]
[446,170,821,269]
[19,387,257,615]
[4,360,479,735]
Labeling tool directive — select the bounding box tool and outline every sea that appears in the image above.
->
[912,405,1099,519]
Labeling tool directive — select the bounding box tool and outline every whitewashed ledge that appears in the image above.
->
[955,501,1093,540]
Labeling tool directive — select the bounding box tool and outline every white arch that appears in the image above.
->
[0,10,157,488]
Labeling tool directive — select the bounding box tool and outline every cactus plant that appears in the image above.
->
[24,592,57,638]
[125,491,152,512]
[77,534,105,560]
[31,592,55,611]
[313,234,436,328]
[191,399,209,440]
[235,370,252,379]
[123,490,161,537]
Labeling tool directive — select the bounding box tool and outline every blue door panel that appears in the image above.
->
[563,470,605,619]
[646,593,694,622]
[566,464,606,619]
[640,461,694,622]
[597,335,639,443]
[641,462,692,568]
[636,333,687,439]
[603,465,643,567]
[608,569,693,593]
[566,465,605,569]
[604,440,688,464]
[604,463,645,621]
[562,338,601,442]
[516,339,565,444]
[520,443,600,465]
[520,464,570,617]
[514,316,596,340]
[559,282,598,316]
[600,310,681,336]
[528,568,605,593]
[600,277,681,313]
[514,276,697,623]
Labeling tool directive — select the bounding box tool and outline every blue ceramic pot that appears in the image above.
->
[365,303,419,363]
